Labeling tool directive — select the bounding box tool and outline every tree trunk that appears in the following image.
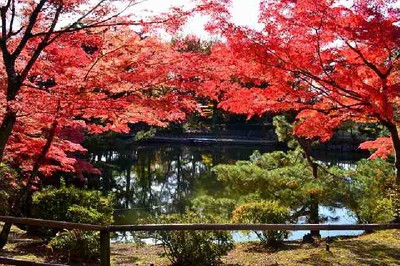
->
[383,121,400,185]
[308,162,320,237]
[299,139,320,238]
[22,119,59,217]
[0,223,12,249]
[0,110,16,160]
[386,122,400,223]
[390,130,400,186]
[125,168,131,209]
[0,197,20,250]
[0,69,22,160]
[309,197,319,236]
[0,118,58,250]
[211,101,219,133]
[0,77,25,249]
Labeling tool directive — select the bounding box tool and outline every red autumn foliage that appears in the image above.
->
[359,137,394,159]
[0,1,198,181]
[195,0,400,181]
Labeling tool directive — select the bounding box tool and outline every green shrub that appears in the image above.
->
[32,180,113,227]
[232,201,290,247]
[213,150,338,211]
[355,198,395,224]
[344,159,396,223]
[191,195,237,221]
[66,205,110,224]
[32,181,113,262]
[156,211,233,266]
[48,230,100,262]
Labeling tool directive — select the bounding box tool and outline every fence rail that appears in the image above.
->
[0,256,65,266]
[108,223,400,232]
[1,215,400,266]
[0,216,103,231]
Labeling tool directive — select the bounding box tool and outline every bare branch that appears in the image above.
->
[12,0,47,58]
[75,0,108,24]
[0,1,13,77]
[7,0,15,38]
[42,0,141,40]
[20,4,63,82]
[0,0,11,43]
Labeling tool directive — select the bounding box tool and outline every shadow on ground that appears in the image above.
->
[298,238,400,266]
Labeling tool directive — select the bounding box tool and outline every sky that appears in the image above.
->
[128,0,262,39]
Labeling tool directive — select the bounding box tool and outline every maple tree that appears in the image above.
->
[195,0,400,182]
[0,0,197,162]
[0,0,204,248]
[4,28,198,180]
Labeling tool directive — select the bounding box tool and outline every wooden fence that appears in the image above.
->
[1,215,400,266]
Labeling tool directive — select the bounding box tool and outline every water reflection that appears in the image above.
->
[88,141,367,241]
[232,206,362,242]
[89,143,284,222]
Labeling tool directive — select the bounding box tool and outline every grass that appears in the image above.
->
[110,230,400,266]
[1,225,400,265]
[223,230,400,266]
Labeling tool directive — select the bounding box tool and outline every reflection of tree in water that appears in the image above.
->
[120,145,209,214]
[86,140,365,224]
[88,142,253,223]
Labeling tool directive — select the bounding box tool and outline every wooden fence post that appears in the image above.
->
[100,229,110,266]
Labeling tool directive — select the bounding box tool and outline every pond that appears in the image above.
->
[88,140,368,242]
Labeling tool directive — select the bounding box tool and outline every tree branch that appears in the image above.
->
[12,0,47,58]
[345,41,387,79]
[20,4,63,82]
[0,1,15,82]
[7,0,15,38]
